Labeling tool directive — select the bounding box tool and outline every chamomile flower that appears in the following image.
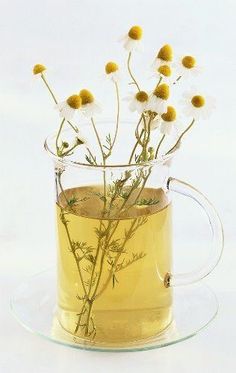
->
[56,94,82,120]
[126,91,149,113]
[122,25,143,52]
[153,64,172,83]
[105,61,120,83]
[153,44,173,68]
[160,106,178,135]
[79,89,102,117]
[175,55,202,78]
[181,90,215,120]
[33,64,46,75]
[147,83,170,114]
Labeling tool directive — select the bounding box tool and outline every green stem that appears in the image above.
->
[145,117,152,149]
[57,172,89,299]
[41,73,78,133]
[61,141,81,157]
[86,147,97,165]
[125,168,152,214]
[173,75,182,85]
[139,116,152,161]
[105,82,120,159]
[91,118,105,165]
[58,172,69,205]
[63,219,88,298]
[95,219,137,299]
[91,117,107,212]
[56,118,65,155]
[85,301,93,335]
[135,116,143,141]
[87,171,146,303]
[111,82,120,149]
[87,221,103,295]
[41,73,58,104]
[155,134,165,158]
[129,129,144,164]
[165,118,195,155]
[74,303,87,333]
[127,52,141,91]
[155,76,162,90]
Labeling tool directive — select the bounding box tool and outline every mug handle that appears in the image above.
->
[164,177,224,288]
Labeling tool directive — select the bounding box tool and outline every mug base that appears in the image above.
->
[57,306,173,344]
[10,268,219,352]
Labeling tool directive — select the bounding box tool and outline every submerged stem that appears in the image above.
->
[57,174,88,300]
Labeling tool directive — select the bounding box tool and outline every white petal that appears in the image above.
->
[123,38,135,52]
[92,102,102,114]
[111,71,121,83]
[123,95,133,102]
[157,99,168,114]
[136,101,146,113]
[82,101,102,117]
[152,58,171,69]
[161,122,173,135]
[182,104,194,117]
[129,100,137,112]
[55,101,66,111]
[182,90,192,99]
[150,117,161,130]
[146,96,157,112]
[63,107,75,120]
[118,34,127,42]
[123,38,141,52]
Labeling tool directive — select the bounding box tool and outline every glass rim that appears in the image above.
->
[44,124,178,171]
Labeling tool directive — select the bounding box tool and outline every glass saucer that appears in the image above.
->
[10,269,218,352]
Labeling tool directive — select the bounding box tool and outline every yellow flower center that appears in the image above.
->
[161,106,177,122]
[66,95,82,109]
[157,44,173,62]
[157,65,171,77]
[182,56,196,69]
[33,64,46,75]
[191,95,205,108]
[79,89,94,105]
[154,84,169,100]
[128,25,143,40]
[105,61,119,74]
[135,91,148,102]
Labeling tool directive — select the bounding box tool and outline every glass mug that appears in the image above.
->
[45,124,223,347]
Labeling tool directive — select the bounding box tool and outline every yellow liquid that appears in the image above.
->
[56,186,172,344]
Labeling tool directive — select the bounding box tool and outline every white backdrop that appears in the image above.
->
[1,0,236,372]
